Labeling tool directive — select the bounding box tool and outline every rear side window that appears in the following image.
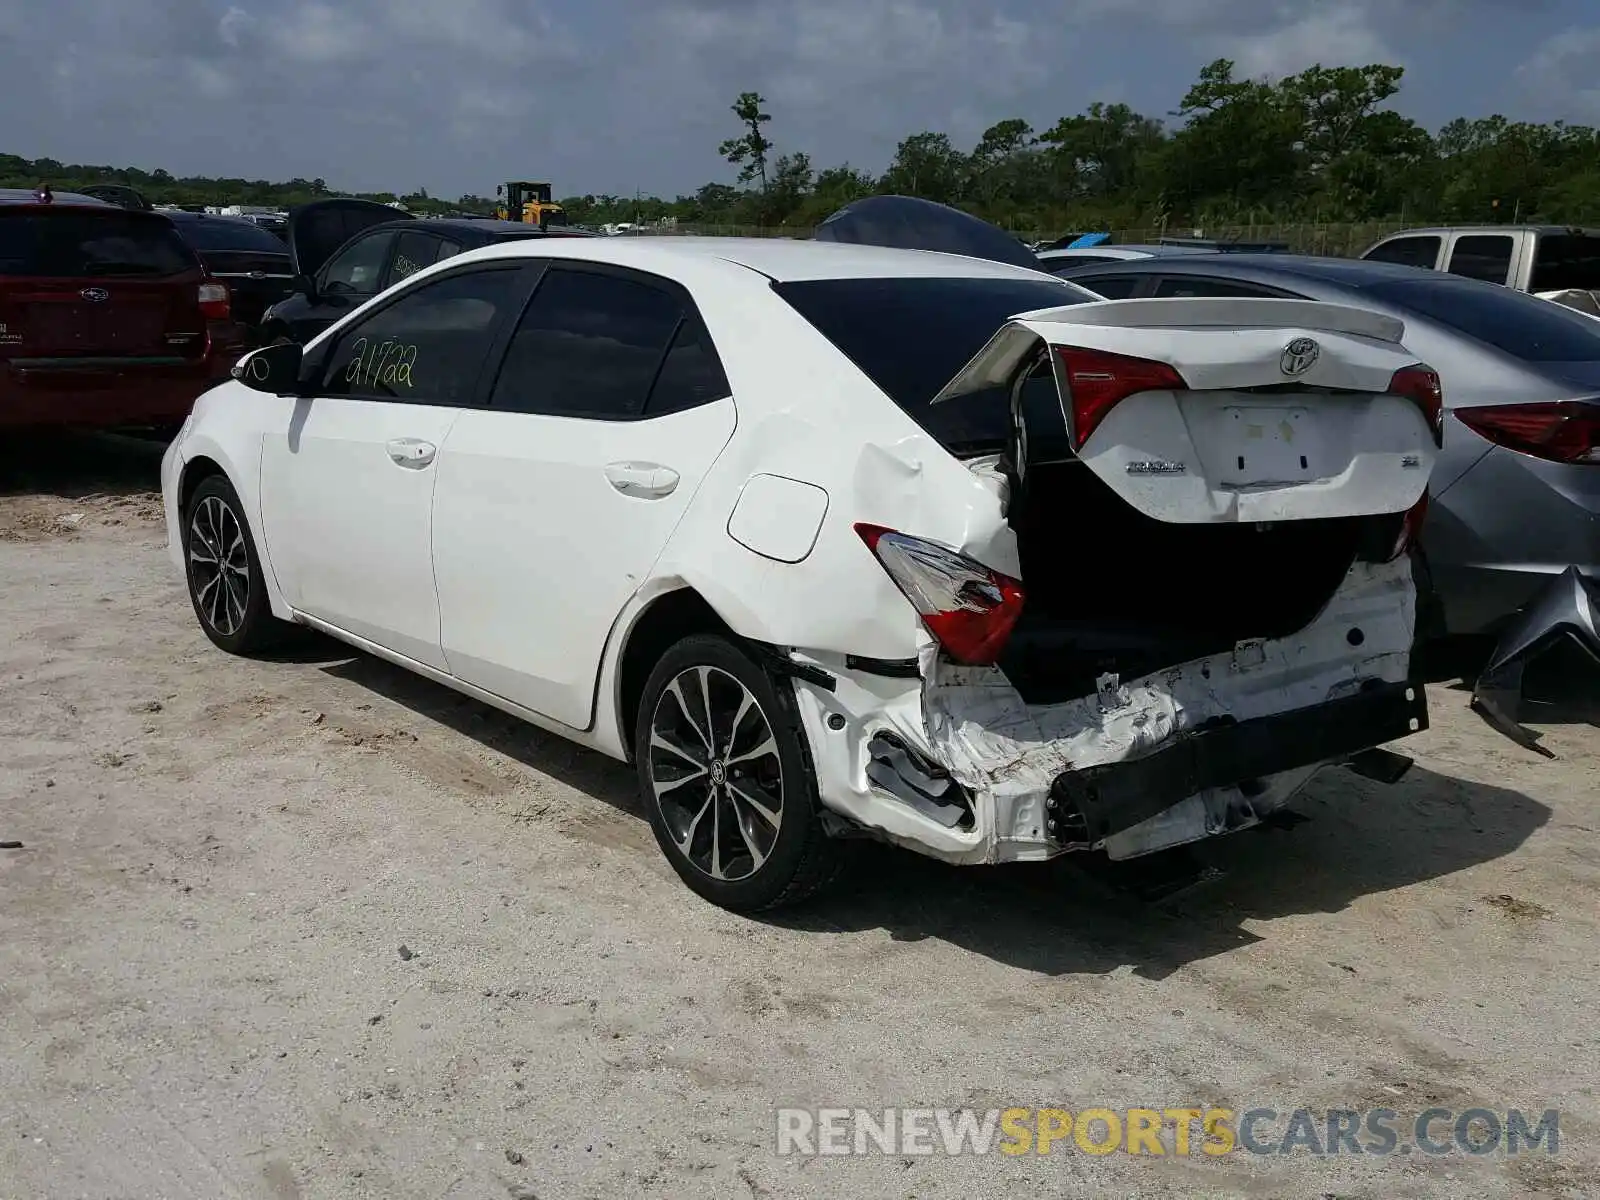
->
[171,218,286,254]
[772,276,1091,453]
[319,267,524,404]
[389,232,440,283]
[1365,277,1600,362]
[0,212,196,277]
[1153,276,1289,298]
[1447,235,1514,285]
[1068,273,1141,297]
[489,267,715,419]
[1530,234,1600,292]
[1363,235,1441,270]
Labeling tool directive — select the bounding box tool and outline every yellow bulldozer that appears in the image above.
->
[495,181,568,229]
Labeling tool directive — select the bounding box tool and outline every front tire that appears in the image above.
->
[183,474,288,655]
[635,634,843,912]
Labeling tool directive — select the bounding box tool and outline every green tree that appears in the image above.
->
[719,91,774,189]
[879,131,967,204]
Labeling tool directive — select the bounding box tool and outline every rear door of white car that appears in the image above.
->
[430,262,736,729]
[258,263,534,669]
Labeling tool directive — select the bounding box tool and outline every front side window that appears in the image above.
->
[320,230,397,296]
[488,267,704,419]
[319,267,524,404]
[1530,234,1600,292]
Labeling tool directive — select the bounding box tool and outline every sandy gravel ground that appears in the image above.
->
[1,433,1596,1200]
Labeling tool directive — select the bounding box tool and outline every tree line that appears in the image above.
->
[7,58,1599,235]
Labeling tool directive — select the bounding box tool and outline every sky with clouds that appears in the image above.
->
[3,0,1599,200]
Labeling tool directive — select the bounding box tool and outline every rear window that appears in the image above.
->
[0,211,197,278]
[772,276,1090,453]
[172,217,287,254]
[1365,276,1600,363]
[1530,234,1600,292]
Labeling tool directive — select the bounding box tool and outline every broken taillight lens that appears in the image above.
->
[855,524,1025,665]
[1053,345,1187,449]
[1388,491,1429,561]
[1387,364,1445,447]
[1455,400,1600,465]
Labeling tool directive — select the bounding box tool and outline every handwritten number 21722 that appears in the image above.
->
[345,337,417,389]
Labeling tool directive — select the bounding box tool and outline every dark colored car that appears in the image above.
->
[165,211,295,345]
[1050,253,1599,647]
[76,183,154,211]
[263,198,595,344]
[0,187,242,430]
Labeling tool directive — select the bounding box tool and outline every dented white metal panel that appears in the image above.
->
[1080,391,1435,523]
[792,557,1418,866]
[932,298,1409,406]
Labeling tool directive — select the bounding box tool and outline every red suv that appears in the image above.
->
[0,186,243,430]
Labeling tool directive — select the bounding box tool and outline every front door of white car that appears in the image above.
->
[430,263,737,729]
[258,265,533,670]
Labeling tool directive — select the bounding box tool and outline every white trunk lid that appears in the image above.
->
[933,297,1438,523]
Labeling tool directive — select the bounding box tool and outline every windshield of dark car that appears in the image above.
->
[0,211,197,277]
[772,275,1089,453]
[1364,276,1600,362]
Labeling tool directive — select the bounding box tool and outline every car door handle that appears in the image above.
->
[605,461,680,498]
[386,438,437,468]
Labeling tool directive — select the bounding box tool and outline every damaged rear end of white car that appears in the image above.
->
[785,296,1441,867]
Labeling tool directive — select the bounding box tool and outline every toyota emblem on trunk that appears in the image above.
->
[1280,337,1320,376]
[80,288,110,302]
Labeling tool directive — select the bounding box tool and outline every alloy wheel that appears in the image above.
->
[188,495,250,637]
[647,665,784,882]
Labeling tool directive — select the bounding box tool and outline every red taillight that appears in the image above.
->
[855,524,1025,665]
[1455,400,1600,465]
[1387,364,1445,447]
[1053,345,1187,449]
[198,281,231,320]
[1389,491,1429,561]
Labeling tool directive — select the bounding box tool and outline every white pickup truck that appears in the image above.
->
[1360,225,1600,314]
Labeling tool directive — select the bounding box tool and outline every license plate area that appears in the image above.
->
[1218,405,1314,485]
[26,302,169,353]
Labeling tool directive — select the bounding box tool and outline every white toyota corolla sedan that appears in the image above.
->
[161,235,1441,911]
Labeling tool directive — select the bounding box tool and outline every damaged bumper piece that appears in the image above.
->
[790,557,1427,864]
[1472,565,1600,756]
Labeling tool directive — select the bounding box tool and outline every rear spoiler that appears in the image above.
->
[931,298,1407,406]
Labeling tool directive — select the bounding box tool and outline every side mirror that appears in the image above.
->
[290,273,316,298]
[231,341,304,395]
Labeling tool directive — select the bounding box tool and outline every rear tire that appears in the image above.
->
[182,474,291,655]
[634,634,843,912]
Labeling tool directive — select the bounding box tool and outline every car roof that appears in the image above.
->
[1040,243,1216,258]
[0,187,114,207]
[164,210,271,228]
[1372,225,1600,238]
[1055,252,1437,291]
[467,235,1064,282]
